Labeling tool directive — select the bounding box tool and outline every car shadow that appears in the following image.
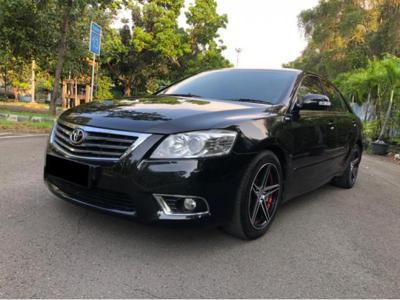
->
[280,183,339,212]
[51,182,341,249]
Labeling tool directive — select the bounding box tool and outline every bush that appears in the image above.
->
[363,120,380,141]
[95,76,113,100]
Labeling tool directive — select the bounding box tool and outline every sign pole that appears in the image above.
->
[90,53,95,101]
[89,21,101,102]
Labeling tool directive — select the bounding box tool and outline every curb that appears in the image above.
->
[0,113,55,123]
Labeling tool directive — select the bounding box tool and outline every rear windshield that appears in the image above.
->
[159,69,297,104]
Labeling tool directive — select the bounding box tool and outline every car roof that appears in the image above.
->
[215,67,303,75]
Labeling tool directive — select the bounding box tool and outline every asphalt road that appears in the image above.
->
[0,136,399,298]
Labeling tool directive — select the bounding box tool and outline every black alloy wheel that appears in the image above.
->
[332,145,361,189]
[223,151,282,240]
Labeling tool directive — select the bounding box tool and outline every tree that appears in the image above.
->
[49,0,74,115]
[47,0,119,115]
[103,0,190,96]
[0,0,54,98]
[0,0,231,106]
[335,68,374,120]
[174,0,231,79]
[95,75,113,100]
[369,0,400,57]
[102,0,230,96]
[334,56,400,141]
[0,0,118,110]
[376,56,400,140]
[284,0,386,79]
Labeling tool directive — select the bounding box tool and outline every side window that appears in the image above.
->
[323,81,348,112]
[296,76,325,110]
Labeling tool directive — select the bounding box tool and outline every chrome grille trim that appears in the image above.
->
[50,119,151,161]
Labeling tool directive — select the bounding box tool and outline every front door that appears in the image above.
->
[283,76,334,199]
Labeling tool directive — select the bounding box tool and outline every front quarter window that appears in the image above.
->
[296,76,327,111]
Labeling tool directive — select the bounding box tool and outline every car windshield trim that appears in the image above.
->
[230,98,274,105]
[161,93,203,98]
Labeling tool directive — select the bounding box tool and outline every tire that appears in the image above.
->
[332,145,361,189]
[223,151,283,240]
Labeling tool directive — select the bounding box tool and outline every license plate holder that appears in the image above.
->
[46,155,94,187]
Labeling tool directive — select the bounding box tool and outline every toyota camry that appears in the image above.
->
[44,68,363,239]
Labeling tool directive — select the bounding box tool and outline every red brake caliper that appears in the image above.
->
[265,174,273,209]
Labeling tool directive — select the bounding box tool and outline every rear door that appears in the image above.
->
[321,80,357,173]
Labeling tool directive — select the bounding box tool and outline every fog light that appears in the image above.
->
[183,198,197,211]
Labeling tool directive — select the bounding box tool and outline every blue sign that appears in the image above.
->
[89,22,102,55]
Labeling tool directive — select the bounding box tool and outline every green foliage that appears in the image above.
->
[285,0,399,80]
[95,75,113,100]
[363,120,380,141]
[0,0,230,105]
[335,55,400,140]
[176,0,231,78]
[0,0,118,103]
[288,0,400,141]
[102,0,230,96]
[12,80,30,90]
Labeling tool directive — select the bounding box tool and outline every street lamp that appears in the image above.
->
[235,48,242,67]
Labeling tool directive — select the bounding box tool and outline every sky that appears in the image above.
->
[115,0,319,68]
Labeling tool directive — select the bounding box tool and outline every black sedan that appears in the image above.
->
[44,68,363,239]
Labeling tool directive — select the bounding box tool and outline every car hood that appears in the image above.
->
[60,95,278,134]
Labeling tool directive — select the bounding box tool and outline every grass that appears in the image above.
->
[0,100,62,115]
[0,108,55,119]
[0,119,53,134]
[0,101,58,133]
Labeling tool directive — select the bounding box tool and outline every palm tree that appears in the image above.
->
[376,56,400,141]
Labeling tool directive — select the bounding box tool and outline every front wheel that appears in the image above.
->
[332,145,361,189]
[223,151,282,240]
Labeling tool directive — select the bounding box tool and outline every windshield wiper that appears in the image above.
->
[231,98,274,105]
[162,93,202,98]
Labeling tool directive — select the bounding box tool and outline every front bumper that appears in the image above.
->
[44,136,254,223]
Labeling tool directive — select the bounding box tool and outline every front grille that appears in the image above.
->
[52,120,150,161]
[51,177,136,213]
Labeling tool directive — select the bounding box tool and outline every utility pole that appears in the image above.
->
[31,60,36,103]
[235,48,242,67]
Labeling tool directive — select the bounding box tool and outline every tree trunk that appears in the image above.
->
[13,87,19,101]
[123,79,133,97]
[49,0,73,115]
[363,91,371,122]
[378,89,395,141]
[376,85,382,131]
[3,67,7,97]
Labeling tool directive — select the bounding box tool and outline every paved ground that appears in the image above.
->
[0,136,399,298]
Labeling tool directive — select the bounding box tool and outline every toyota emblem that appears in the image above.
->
[69,128,85,145]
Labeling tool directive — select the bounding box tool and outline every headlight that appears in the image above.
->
[151,130,237,159]
[49,118,58,144]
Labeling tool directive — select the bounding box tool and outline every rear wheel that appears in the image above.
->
[332,145,361,189]
[223,151,282,240]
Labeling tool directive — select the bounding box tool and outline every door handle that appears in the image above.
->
[327,120,335,130]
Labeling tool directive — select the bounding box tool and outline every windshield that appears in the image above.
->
[159,69,297,104]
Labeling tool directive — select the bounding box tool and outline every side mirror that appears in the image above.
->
[299,93,331,110]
